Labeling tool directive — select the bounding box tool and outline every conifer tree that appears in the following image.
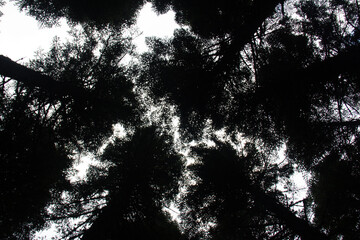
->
[1,0,360,239]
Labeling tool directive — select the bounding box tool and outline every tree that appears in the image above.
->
[79,127,184,239]
[1,27,138,150]
[309,142,360,239]
[13,0,144,27]
[180,140,327,240]
[0,26,138,238]
[137,0,360,239]
[1,0,360,239]
[0,96,71,238]
[44,126,184,239]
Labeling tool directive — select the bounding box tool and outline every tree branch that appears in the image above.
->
[0,55,134,122]
[0,55,89,98]
[322,119,360,128]
[249,186,329,240]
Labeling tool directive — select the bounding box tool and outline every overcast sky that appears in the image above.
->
[0,1,178,61]
[0,1,69,61]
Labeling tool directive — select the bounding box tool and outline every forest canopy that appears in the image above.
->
[1,0,360,239]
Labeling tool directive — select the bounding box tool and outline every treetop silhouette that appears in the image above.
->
[1,0,360,239]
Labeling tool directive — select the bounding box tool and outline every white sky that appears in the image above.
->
[134,3,178,52]
[0,1,178,61]
[0,1,70,61]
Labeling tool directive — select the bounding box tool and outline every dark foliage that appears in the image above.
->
[1,0,360,239]
[181,142,294,239]
[138,29,228,138]
[15,0,145,27]
[46,127,184,239]
[310,141,360,239]
[25,28,138,150]
[0,27,138,238]
[0,96,71,238]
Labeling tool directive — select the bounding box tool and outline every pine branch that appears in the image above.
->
[249,186,329,240]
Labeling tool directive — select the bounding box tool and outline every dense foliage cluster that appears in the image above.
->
[1,0,360,239]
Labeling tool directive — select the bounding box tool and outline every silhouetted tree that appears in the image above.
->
[14,0,144,27]
[1,0,360,239]
[309,140,360,239]
[1,27,138,150]
[44,127,184,239]
[14,0,283,35]
[0,26,138,238]
[0,92,72,238]
[181,141,327,240]
[137,1,360,239]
